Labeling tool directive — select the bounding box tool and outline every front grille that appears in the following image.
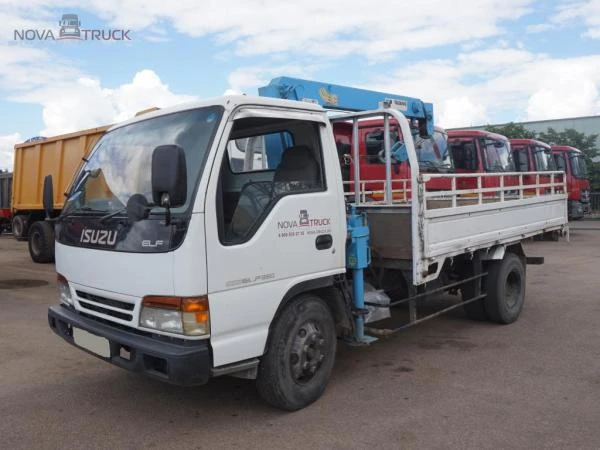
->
[76,290,135,322]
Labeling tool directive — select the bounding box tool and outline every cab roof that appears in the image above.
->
[551,145,581,153]
[107,95,326,133]
[510,138,551,149]
[447,129,508,141]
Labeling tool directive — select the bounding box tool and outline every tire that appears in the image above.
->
[484,253,525,324]
[256,294,337,411]
[28,221,55,263]
[12,215,28,241]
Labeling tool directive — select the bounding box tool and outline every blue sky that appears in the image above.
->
[1,0,599,169]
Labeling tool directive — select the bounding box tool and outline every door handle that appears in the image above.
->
[315,234,333,250]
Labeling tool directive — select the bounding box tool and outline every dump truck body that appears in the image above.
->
[11,126,108,261]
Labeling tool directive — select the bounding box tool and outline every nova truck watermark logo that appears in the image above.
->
[277,210,332,238]
[14,13,131,41]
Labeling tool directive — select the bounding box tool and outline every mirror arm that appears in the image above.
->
[161,193,172,226]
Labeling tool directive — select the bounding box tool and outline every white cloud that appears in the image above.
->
[0,133,21,171]
[14,70,196,135]
[526,23,554,34]
[439,98,489,128]
[1,0,534,58]
[365,48,600,128]
[0,44,81,92]
[526,70,600,120]
[226,64,321,94]
[551,0,600,39]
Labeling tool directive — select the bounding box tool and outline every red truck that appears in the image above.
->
[447,130,517,191]
[510,139,559,195]
[551,146,590,219]
[333,120,451,200]
[0,171,11,235]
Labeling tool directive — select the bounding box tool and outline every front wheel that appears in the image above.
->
[484,253,525,324]
[256,294,337,411]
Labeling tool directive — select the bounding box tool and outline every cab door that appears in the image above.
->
[203,108,346,367]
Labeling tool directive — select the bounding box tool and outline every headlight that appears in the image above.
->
[139,307,183,333]
[140,296,209,336]
[57,274,73,305]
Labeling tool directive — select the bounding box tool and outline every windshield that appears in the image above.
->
[63,106,223,217]
[415,129,452,169]
[569,152,588,178]
[482,138,514,171]
[533,147,552,171]
[364,126,451,170]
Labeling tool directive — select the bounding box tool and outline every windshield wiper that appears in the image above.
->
[99,208,128,224]
[59,207,105,221]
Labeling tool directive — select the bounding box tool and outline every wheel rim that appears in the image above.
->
[505,270,522,309]
[31,231,42,255]
[289,321,326,384]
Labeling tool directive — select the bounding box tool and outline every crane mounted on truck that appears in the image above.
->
[47,80,568,411]
[259,77,453,199]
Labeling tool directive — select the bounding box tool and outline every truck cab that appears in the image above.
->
[510,139,557,195]
[333,121,451,199]
[551,145,590,219]
[48,96,347,404]
[447,130,516,191]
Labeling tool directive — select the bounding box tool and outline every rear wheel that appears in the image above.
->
[12,215,27,241]
[28,221,55,263]
[484,253,525,324]
[256,294,336,411]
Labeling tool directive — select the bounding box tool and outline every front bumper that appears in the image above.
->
[568,200,585,219]
[48,305,211,386]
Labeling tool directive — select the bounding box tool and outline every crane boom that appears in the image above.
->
[258,76,434,136]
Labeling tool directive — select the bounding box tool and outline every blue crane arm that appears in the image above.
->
[258,76,434,136]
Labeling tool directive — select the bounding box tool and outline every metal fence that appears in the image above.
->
[591,192,600,213]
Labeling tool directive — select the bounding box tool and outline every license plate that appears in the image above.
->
[72,327,110,358]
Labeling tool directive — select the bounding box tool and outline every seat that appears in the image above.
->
[226,145,320,242]
[272,145,320,194]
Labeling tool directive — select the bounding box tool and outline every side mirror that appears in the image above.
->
[43,175,54,219]
[151,145,187,208]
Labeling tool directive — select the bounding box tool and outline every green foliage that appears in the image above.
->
[483,123,600,191]
[484,122,536,139]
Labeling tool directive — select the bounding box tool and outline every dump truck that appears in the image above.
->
[47,83,568,411]
[0,171,12,234]
[11,126,108,262]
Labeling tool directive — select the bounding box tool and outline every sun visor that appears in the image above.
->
[232,107,327,124]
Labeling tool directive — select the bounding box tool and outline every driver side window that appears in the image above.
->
[217,118,325,245]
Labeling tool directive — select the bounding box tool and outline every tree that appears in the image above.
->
[484,122,536,139]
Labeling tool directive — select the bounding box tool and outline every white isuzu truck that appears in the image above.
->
[48,81,568,410]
